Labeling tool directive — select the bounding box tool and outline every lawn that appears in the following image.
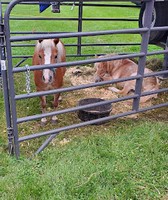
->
[1,119,168,199]
[0,1,168,199]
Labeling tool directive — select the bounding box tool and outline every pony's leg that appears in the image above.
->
[40,96,47,125]
[58,96,62,101]
[108,86,122,93]
[108,80,135,96]
[120,80,136,96]
[52,93,60,123]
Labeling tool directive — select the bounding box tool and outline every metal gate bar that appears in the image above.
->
[1,0,168,158]
[18,100,168,143]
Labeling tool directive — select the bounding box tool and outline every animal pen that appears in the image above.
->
[0,0,168,158]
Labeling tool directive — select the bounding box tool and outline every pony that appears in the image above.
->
[94,54,159,103]
[32,38,66,125]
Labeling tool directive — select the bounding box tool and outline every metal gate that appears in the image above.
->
[1,0,168,158]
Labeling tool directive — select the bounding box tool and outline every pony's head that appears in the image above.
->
[94,55,107,82]
[36,38,59,84]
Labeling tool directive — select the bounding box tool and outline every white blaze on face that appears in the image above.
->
[43,47,51,83]
[41,40,54,84]
[44,46,52,65]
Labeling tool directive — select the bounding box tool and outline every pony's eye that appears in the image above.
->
[55,55,57,59]
[39,55,42,59]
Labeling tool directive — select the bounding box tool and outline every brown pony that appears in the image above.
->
[94,54,159,103]
[32,38,66,125]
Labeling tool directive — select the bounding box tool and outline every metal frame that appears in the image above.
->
[1,0,168,158]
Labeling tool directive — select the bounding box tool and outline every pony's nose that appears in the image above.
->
[42,75,45,82]
[42,69,54,83]
[42,75,53,83]
[94,75,102,82]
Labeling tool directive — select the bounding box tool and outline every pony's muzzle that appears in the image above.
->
[42,69,54,84]
[42,75,53,83]
[94,75,103,82]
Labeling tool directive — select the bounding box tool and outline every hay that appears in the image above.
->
[65,66,154,119]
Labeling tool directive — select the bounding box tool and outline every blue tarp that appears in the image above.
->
[39,2,50,13]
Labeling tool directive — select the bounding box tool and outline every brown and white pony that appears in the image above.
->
[32,38,66,125]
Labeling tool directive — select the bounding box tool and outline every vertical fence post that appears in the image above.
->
[4,0,20,158]
[77,0,83,55]
[0,0,14,155]
[162,36,168,78]
[133,0,155,111]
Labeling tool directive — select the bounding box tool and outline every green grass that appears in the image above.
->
[7,2,161,59]
[0,2,168,199]
[0,120,168,199]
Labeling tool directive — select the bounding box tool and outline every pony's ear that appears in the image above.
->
[38,39,43,43]
[53,38,59,45]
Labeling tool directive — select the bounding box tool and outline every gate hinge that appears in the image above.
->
[7,127,14,155]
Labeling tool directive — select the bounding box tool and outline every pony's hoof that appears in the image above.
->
[58,96,62,102]
[40,118,47,126]
[51,116,58,124]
